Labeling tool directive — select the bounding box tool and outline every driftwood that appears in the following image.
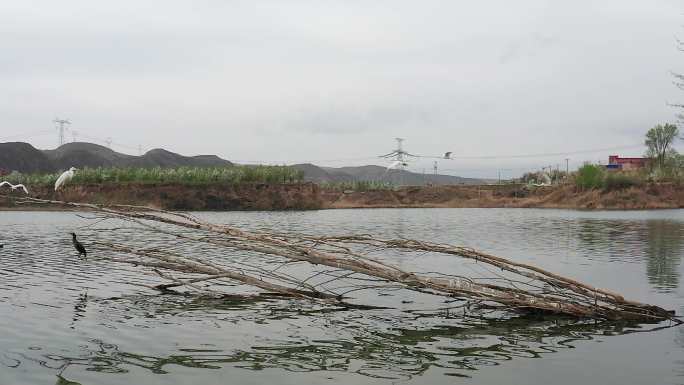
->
[6,195,681,323]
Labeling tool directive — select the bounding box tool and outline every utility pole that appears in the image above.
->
[433,161,438,175]
[105,137,112,148]
[565,158,569,174]
[53,118,71,146]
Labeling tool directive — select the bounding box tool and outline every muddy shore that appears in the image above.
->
[0,183,323,211]
[1,183,682,211]
[323,183,684,210]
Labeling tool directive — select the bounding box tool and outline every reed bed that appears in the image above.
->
[3,166,304,186]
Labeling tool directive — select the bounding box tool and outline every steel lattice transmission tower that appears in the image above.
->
[53,118,71,146]
[379,138,415,170]
[378,137,417,185]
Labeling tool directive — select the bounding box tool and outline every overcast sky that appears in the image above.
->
[1,0,683,178]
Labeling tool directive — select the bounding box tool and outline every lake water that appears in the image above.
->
[1,208,683,385]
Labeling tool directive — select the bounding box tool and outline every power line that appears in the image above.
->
[75,133,140,151]
[0,129,651,176]
[230,156,378,165]
[414,144,645,160]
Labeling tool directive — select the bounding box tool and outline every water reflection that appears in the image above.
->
[70,291,88,329]
[55,375,82,385]
[644,221,683,291]
[674,324,684,380]
[9,295,673,383]
[20,319,654,380]
[1,209,683,385]
[575,218,683,293]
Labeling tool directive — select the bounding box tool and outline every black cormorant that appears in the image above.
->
[71,233,86,258]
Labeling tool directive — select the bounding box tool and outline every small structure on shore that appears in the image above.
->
[607,155,647,170]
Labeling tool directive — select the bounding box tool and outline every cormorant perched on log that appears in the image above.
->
[71,233,86,258]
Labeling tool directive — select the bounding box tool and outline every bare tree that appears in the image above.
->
[645,123,679,169]
[675,32,684,129]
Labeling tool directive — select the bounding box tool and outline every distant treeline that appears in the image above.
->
[3,166,305,186]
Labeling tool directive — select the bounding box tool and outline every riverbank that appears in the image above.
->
[323,183,684,210]
[1,182,682,210]
[1,183,323,210]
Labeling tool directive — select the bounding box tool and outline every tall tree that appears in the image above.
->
[645,123,679,169]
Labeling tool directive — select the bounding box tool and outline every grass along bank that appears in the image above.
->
[2,165,304,187]
[1,166,682,210]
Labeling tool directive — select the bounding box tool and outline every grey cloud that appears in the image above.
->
[1,0,683,177]
[278,103,438,135]
[498,33,560,64]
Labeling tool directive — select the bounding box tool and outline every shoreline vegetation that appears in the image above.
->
[1,182,682,211]
[0,165,682,211]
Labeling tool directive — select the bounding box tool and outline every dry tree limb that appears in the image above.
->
[95,242,340,302]
[7,195,680,323]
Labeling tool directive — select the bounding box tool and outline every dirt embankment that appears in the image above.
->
[322,183,684,210]
[2,183,682,211]
[1,183,323,211]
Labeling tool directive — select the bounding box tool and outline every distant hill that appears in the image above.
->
[0,142,53,173]
[291,163,483,185]
[1,141,482,185]
[0,142,232,173]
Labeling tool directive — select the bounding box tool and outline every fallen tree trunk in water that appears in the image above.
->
[7,195,681,323]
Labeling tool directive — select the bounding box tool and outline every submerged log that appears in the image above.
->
[6,195,681,323]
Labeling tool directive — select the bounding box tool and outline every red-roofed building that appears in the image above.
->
[607,155,648,170]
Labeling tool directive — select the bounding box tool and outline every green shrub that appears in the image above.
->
[575,164,605,190]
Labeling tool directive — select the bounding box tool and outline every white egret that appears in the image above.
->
[383,160,409,178]
[386,160,402,170]
[386,161,408,171]
[55,167,77,191]
[0,181,29,194]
